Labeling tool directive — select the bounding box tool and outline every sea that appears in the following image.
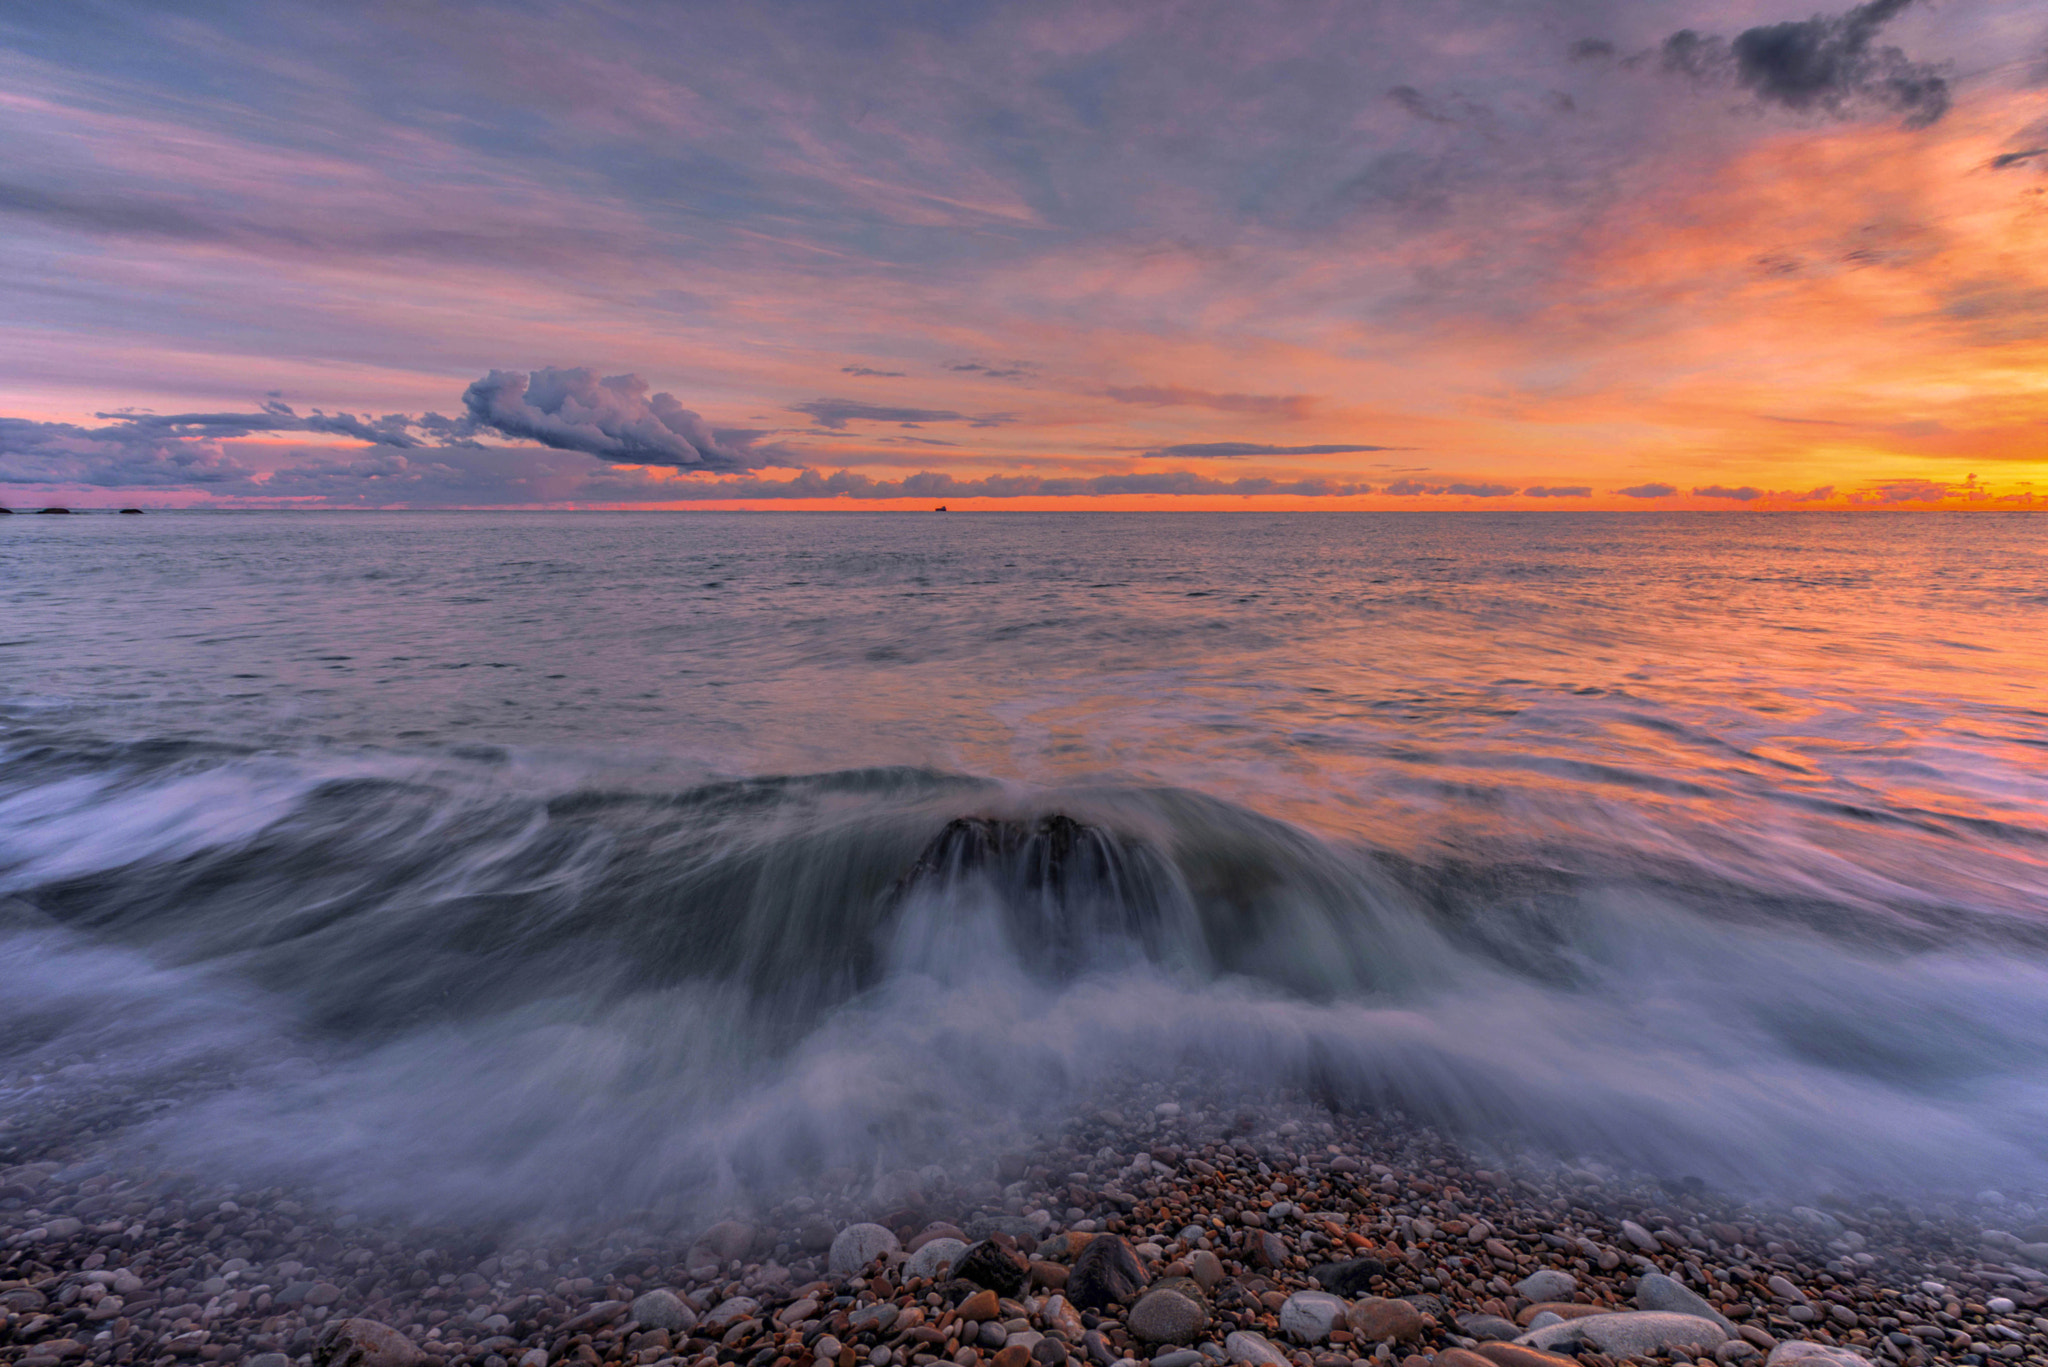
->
[2,510,2045,1221]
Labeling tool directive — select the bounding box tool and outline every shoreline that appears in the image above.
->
[4,1097,2044,1367]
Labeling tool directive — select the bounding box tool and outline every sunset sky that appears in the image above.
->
[1,0,2044,509]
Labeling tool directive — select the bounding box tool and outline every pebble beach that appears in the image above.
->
[6,1092,2045,1367]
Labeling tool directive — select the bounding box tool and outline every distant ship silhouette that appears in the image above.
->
[934,505,947,511]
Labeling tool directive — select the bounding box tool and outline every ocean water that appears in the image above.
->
[2,510,2045,1219]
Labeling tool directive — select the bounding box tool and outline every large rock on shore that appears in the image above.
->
[1067,1234,1148,1308]
[1222,1330,1289,1366]
[1345,1296,1425,1343]
[313,1319,424,1367]
[1128,1287,1209,1344]
[1636,1271,1738,1335]
[829,1223,900,1276]
[1277,1290,1348,1343]
[1518,1310,1729,1357]
[1311,1256,1386,1296]
[955,1239,1029,1296]
[904,1236,969,1282]
[629,1289,695,1332]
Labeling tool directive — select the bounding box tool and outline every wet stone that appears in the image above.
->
[956,1240,1029,1297]
[1345,1297,1424,1343]
[1128,1288,1209,1345]
[1068,1235,1148,1309]
[831,1223,902,1277]
[312,1318,426,1367]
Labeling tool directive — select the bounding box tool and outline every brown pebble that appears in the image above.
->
[1029,1262,1067,1291]
[1345,1297,1423,1343]
[1513,1303,1608,1327]
[1472,1346,1580,1367]
[992,1345,1031,1367]
[1434,1351,1497,1367]
[958,1291,1000,1323]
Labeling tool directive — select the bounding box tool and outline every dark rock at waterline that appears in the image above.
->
[37,506,72,514]
[894,813,1176,976]
[1311,1255,1388,1296]
[119,507,144,514]
[954,1238,1029,1296]
[1067,1233,1149,1309]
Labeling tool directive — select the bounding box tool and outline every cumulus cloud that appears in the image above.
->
[1617,482,1679,498]
[1658,0,1950,127]
[1142,441,1395,459]
[1693,483,1764,500]
[1522,485,1592,497]
[462,368,775,470]
[1102,387,1317,419]
[790,398,1013,430]
[0,415,261,488]
[1862,477,1951,503]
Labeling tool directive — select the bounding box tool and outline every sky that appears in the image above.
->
[0,0,2044,510]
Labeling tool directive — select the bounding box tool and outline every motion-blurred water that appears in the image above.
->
[2,511,2045,1216]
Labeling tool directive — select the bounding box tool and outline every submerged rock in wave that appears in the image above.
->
[894,814,1184,977]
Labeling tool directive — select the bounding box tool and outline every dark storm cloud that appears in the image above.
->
[1658,0,1950,127]
[463,368,779,471]
[1617,483,1679,498]
[1523,485,1592,497]
[791,398,1014,430]
[1693,484,1764,500]
[1142,442,1395,459]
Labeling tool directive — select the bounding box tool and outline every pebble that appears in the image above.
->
[1129,1287,1210,1344]
[1513,1268,1575,1302]
[1276,1290,1348,1343]
[1518,1310,1730,1357]
[906,1236,971,1282]
[1345,1296,1424,1342]
[312,1317,425,1367]
[1221,1330,1289,1366]
[1069,1234,1149,1308]
[831,1222,903,1276]
[1635,1270,1737,1335]
[1765,1346,1871,1365]
[630,1288,695,1331]
[1619,1219,1662,1253]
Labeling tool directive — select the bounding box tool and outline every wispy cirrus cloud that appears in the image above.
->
[1102,387,1318,420]
[790,398,1014,430]
[1142,442,1395,459]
